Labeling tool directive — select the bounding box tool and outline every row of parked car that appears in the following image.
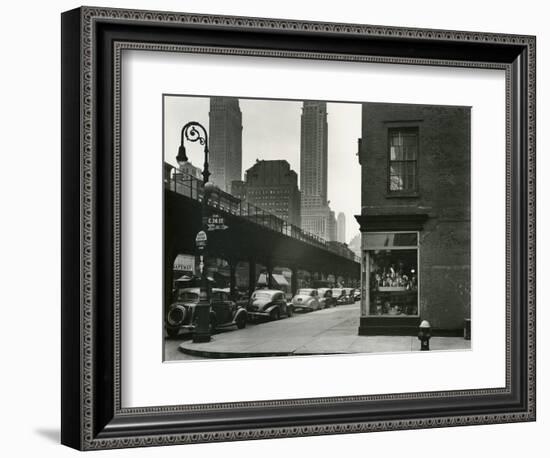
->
[165,286,360,338]
[291,287,359,312]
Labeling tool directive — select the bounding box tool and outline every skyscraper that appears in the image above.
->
[300,101,335,241]
[208,97,243,193]
[337,212,346,243]
[300,101,328,205]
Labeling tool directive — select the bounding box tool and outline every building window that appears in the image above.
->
[388,127,418,193]
[365,232,419,316]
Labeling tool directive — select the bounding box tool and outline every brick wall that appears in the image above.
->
[359,102,471,330]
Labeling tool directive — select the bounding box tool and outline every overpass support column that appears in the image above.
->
[267,263,274,289]
[229,259,237,300]
[248,259,256,297]
[290,265,298,296]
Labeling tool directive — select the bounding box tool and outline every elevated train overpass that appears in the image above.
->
[164,164,360,304]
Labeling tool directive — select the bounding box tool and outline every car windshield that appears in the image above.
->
[252,291,272,300]
[297,289,314,295]
[173,290,199,303]
[333,289,343,296]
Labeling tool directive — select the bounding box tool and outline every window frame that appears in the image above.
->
[386,126,420,196]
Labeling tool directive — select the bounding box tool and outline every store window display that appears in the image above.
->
[364,232,419,316]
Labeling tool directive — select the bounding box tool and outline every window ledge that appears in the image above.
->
[386,192,419,198]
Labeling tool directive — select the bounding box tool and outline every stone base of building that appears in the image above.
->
[358,317,465,337]
[358,316,420,336]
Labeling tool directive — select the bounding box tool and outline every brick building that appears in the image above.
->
[355,102,470,335]
[232,159,301,227]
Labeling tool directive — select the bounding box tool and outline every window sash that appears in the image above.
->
[388,128,418,192]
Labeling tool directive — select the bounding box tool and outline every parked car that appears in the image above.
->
[291,288,322,312]
[165,287,247,338]
[340,288,355,304]
[352,288,361,302]
[247,289,292,320]
[332,288,348,305]
[317,288,336,308]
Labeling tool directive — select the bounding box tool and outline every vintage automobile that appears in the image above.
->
[247,289,292,320]
[291,288,322,312]
[317,288,335,308]
[353,288,361,302]
[332,288,350,305]
[165,287,247,338]
[341,288,356,304]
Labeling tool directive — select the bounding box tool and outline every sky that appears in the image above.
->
[164,95,362,244]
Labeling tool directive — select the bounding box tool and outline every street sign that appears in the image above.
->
[195,230,207,250]
[205,214,228,231]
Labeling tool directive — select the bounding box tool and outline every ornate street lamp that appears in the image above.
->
[177,121,215,343]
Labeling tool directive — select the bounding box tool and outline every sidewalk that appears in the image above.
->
[177,303,470,359]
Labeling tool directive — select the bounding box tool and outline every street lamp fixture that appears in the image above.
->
[177,121,211,184]
[177,121,214,343]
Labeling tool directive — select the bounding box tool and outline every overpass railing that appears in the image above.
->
[164,165,359,262]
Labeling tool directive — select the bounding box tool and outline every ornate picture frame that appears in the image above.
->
[61,6,536,450]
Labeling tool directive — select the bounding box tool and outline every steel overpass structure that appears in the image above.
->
[164,164,360,305]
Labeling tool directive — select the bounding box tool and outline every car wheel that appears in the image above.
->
[166,328,179,338]
[236,313,246,329]
[270,308,280,321]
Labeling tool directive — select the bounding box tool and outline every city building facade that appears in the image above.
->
[337,212,346,243]
[232,160,301,227]
[355,102,471,336]
[208,97,243,193]
[300,100,336,241]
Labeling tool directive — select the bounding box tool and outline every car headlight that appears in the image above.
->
[167,306,186,326]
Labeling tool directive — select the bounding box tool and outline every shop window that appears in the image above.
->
[365,232,419,316]
[388,127,418,193]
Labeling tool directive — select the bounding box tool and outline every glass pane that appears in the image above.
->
[389,160,416,192]
[365,232,417,247]
[402,134,418,160]
[368,249,418,316]
[389,173,403,191]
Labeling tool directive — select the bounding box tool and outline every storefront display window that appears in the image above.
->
[365,232,419,316]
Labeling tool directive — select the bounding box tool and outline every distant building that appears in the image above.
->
[178,160,202,180]
[167,161,203,198]
[209,97,242,193]
[348,233,361,259]
[328,209,337,242]
[355,102,471,336]
[230,180,247,201]
[301,205,333,241]
[300,101,336,241]
[233,160,301,227]
[337,212,346,243]
[327,241,356,261]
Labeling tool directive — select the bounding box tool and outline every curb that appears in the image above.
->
[178,344,293,358]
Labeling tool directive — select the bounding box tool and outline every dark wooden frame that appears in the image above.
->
[61,6,536,450]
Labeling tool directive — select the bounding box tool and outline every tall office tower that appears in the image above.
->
[300,100,334,240]
[208,97,243,193]
[337,212,346,243]
[300,101,328,205]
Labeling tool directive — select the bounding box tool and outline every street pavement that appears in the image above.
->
[165,302,470,360]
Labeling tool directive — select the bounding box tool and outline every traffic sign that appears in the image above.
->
[195,230,207,250]
[205,214,228,231]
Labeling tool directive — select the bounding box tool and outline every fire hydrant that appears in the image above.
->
[418,320,431,351]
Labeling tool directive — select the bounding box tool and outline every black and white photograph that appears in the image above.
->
[163,95,472,361]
